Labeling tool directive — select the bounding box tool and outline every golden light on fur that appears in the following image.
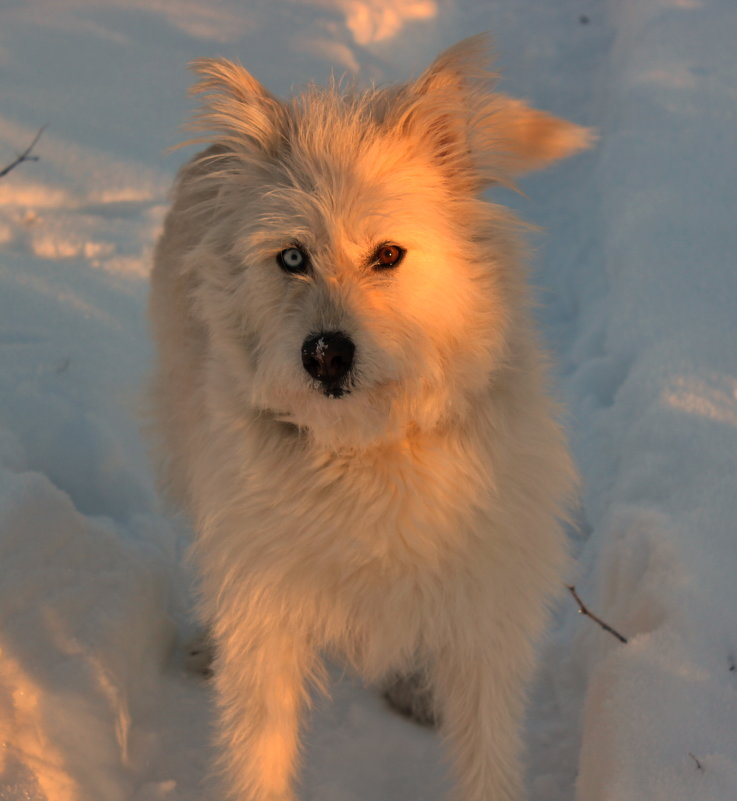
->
[150,34,590,801]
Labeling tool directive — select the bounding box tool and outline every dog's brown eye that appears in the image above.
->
[374,244,405,269]
[277,246,309,274]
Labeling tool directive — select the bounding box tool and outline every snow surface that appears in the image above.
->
[2,0,737,799]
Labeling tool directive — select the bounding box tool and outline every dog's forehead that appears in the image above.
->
[258,166,440,261]
[255,176,392,259]
[279,86,431,189]
[252,93,447,246]
[283,105,384,185]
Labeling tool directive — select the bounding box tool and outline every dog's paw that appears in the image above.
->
[183,631,215,679]
[381,671,437,728]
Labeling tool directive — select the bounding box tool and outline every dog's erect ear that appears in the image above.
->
[184,58,284,159]
[396,35,593,188]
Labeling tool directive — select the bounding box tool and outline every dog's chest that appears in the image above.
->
[195,426,496,666]
[244,433,487,573]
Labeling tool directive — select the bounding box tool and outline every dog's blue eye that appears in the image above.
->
[277,246,308,273]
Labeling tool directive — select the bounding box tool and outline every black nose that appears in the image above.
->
[301,332,355,392]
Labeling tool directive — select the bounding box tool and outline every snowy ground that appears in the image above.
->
[2,1,737,799]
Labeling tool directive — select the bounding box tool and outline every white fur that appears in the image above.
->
[149,35,589,801]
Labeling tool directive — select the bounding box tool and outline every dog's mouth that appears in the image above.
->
[313,372,355,399]
[324,386,349,399]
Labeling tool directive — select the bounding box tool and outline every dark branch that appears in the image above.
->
[566,585,628,644]
[689,752,704,772]
[0,126,46,178]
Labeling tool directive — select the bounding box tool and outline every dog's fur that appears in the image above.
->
[149,36,589,801]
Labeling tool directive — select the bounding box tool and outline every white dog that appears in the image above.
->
[149,35,590,801]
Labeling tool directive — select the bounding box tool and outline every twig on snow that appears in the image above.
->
[0,125,46,178]
[566,585,629,644]
[689,752,704,772]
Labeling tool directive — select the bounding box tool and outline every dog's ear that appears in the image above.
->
[483,95,595,177]
[396,35,593,188]
[184,58,284,159]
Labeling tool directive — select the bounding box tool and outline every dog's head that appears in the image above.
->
[177,36,592,449]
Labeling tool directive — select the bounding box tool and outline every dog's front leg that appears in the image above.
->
[433,634,532,801]
[213,623,315,801]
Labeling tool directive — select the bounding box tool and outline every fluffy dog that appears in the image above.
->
[149,35,590,801]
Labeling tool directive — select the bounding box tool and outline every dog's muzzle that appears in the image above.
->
[301,331,354,398]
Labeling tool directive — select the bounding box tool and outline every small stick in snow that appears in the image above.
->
[566,585,629,644]
[0,125,46,178]
[689,753,704,772]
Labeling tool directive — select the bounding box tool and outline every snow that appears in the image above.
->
[2,0,737,799]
